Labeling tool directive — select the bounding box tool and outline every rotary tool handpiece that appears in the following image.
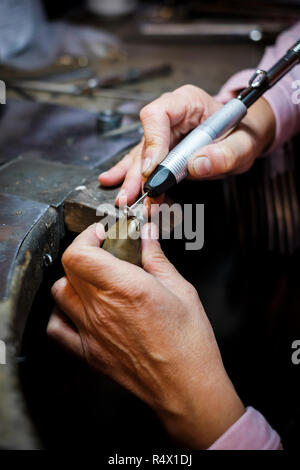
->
[143,98,247,198]
[140,39,300,200]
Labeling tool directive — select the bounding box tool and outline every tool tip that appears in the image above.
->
[129,192,149,211]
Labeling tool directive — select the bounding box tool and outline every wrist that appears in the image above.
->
[156,371,245,449]
[259,97,276,153]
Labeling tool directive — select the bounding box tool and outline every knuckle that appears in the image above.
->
[51,277,66,300]
[144,135,158,148]
[107,279,145,306]
[159,91,172,101]
[51,282,59,300]
[183,282,199,303]
[174,85,206,121]
[140,92,172,122]
[141,254,153,273]
[128,284,145,304]
[176,84,199,95]
[51,279,60,298]
[61,246,80,270]
[47,315,60,339]
[139,105,153,122]
[143,249,167,272]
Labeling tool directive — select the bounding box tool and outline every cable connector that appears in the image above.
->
[249,69,268,88]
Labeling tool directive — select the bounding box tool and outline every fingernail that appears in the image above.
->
[193,157,211,176]
[95,222,105,241]
[100,171,108,178]
[142,157,152,175]
[116,189,127,206]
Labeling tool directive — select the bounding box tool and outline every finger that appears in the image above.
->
[51,277,86,328]
[140,85,216,177]
[139,97,170,176]
[140,88,201,176]
[115,157,143,207]
[141,223,183,290]
[47,307,84,358]
[187,128,255,180]
[98,145,139,187]
[70,223,104,251]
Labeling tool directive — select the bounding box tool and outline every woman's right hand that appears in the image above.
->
[98,85,275,207]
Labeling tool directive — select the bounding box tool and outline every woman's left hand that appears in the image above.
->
[48,222,244,449]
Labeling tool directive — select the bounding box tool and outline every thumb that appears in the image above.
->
[188,128,254,179]
[141,223,182,289]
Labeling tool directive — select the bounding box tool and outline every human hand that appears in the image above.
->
[98,85,275,207]
[48,222,244,448]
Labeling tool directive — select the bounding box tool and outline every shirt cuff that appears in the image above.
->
[208,407,282,450]
[215,69,255,104]
[215,66,300,154]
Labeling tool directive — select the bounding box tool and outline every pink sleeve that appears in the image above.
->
[216,22,300,153]
[208,407,283,450]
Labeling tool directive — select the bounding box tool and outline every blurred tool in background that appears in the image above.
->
[138,0,300,42]
[6,63,171,100]
[2,0,299,74]
[87,0,138,18]
[0,0,118,70]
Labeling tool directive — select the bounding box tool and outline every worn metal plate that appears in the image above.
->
[0,192,48,300]
[0,100,140,169]
[0,157,91,207]
[64,173,121,233]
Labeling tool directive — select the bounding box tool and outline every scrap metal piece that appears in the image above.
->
[102,215,141,266]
